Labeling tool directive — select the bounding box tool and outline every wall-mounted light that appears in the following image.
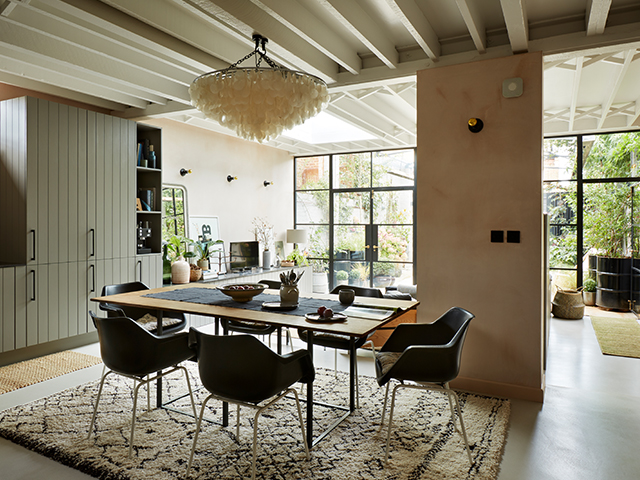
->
[180,168,192,177]
[264,180,273,187]
[468,118,484,133]
[227,175,238,182]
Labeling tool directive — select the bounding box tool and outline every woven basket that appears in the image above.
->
[190,266,203,282]
[552,287,585,319]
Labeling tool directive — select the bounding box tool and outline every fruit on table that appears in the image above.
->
[227,285,256,290]
[317,306,333,318]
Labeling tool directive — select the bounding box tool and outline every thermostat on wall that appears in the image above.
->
[502,77,523,98]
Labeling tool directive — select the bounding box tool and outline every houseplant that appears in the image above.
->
[583,278,596,306]
[336,270,348,286]
[193,239,223,270]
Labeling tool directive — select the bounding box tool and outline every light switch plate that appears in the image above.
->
[502,77,523,98]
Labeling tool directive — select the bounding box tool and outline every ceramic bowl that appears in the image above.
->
[217,283,266,302]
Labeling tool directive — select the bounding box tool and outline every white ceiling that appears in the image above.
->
[2,0,640,155]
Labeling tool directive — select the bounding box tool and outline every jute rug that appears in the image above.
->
[0,351,102,394]
[0,364,510,479]
[591,316,640,358]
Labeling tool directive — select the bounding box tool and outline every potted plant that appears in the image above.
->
[348,268,360,286]
[336,270,348,286]
[285,247,308,267]
[193,239,223,270]
[582,278,597,306]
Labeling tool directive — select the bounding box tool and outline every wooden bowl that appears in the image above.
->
[217,283,266,302]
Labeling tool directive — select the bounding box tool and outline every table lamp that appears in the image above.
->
[286,228,308,249]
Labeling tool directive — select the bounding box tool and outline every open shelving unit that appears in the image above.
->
[136,124,163,255]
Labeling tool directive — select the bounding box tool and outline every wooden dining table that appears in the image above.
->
[91,283,419,447]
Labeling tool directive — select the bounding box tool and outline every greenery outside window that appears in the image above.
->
[295,149,416,292]
[162,185,187,243]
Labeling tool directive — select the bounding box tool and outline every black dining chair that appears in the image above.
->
[296,284,383,408]
[374,306,475,465]
[100,281,187,335]
[87,311,197,457]
[218,279,291,352]
[186,328,314,480]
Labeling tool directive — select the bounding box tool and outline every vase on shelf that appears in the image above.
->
[171,256,190,284]
[263,250,272,270]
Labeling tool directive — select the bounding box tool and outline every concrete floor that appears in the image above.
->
[1,311,639,479]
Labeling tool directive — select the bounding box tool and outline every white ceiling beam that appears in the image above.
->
[385,0,440,60]
[325,103,404,147]
[0,70,126,111]
[499,0,528,53]
[249,0,361,75]
[320,0,398,69]
[586,0,612,36]
[569,57,583,132]
[8,3,198,83]
[631,102,640,128]
[598,49,634,129]
[574,106,602,120]
[0,52,151,108]
[186,0,339,83]
[383,84,416,111]
[41,0,226,72]
[455,0,486,54]
[544,108,571,122]
[0,18,189,103]
[343,91,415,135]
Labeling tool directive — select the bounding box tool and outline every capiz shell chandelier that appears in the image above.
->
[189,34,330,143]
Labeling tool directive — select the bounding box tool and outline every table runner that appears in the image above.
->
[144,287,348,317]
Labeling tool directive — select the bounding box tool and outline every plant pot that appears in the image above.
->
[312,272,328,294]
[595,256,633,310]
[280,285,299,306]
[583,291,596,306]
[197,259,209,271]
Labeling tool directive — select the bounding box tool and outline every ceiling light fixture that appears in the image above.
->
[189,34,329,143]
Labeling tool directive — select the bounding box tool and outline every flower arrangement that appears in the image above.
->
[252,217,274,251]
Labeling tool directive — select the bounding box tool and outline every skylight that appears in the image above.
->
[281,111,376,144]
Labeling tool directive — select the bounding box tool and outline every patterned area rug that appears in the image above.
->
[0,364,510,479]
[0,351,102,394]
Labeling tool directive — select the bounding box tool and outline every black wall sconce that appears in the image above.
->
[264,180,273,187]
[180,168,192,177]
[468,118,484,133]
[227,175,238,182]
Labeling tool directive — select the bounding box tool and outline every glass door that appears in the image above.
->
[295,149,415,293]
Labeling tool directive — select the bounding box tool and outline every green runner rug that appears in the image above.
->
[590,316,640,358]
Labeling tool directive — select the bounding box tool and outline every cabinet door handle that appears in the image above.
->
[30,269,36,301]
[89,264,95,293]
[90,229,95,257]
[137,260,142,281]
[30,230,36,261]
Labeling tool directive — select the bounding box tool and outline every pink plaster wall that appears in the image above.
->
[416,53,544,401]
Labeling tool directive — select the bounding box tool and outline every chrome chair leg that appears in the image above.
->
[384,383,401,464]
[379,382,391,429]
[186,395,213,477]
[87,369,113,439]
[445,385,473,465]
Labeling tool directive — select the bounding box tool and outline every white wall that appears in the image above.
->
[136,118,294,250]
